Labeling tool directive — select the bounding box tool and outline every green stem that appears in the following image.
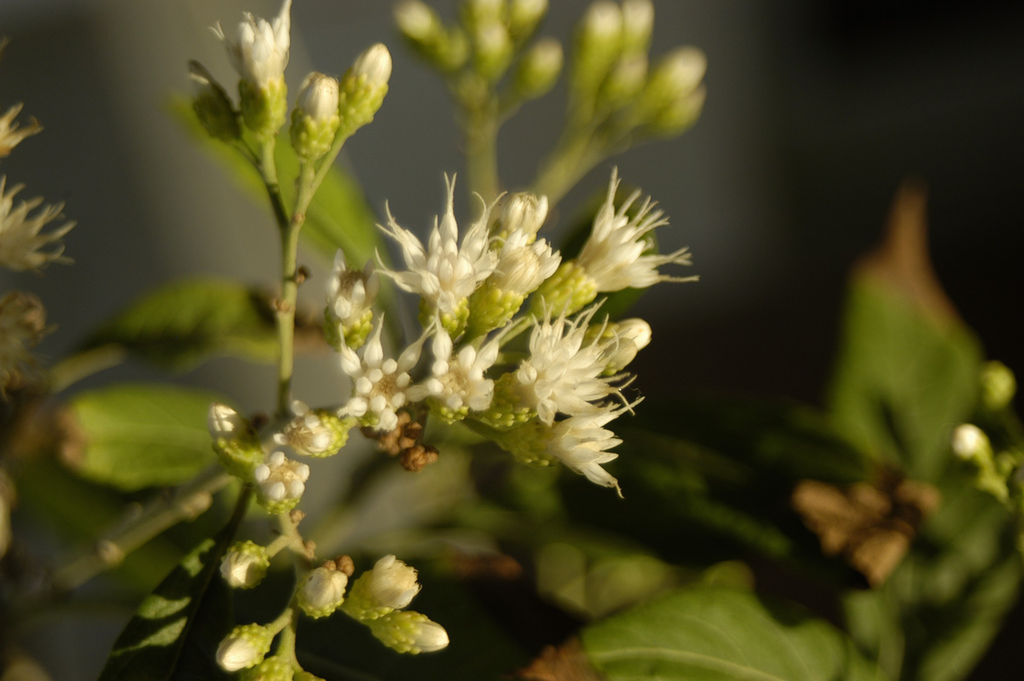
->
[53,466,233,591]
[260,140,290,231]
[48,344,127,393]
[531,131,603,209]
[465,101,501,201]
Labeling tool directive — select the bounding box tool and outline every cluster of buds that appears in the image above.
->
[207,401,354,513]
[569,0,706,139]
[396,0,562,110]
[327,167,692,493]
[194,0,392,157]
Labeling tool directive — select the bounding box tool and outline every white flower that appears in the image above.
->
[952,424,989,461]
[326,252,378,326]
[0,103,41,158]
[212,0,292,88]
[576,168,696,291]
[0,177,74,272]
[367,554,422,609]
[273,400,339,456]
[516,304,626,424]
[377,175,497,319]
[419,328,502,413]
[0,292,46,393]
[491,229,561,295]
[295,72,340,122]
[548,404,635,494]
[337,317,428,432]
[252,450,309,505]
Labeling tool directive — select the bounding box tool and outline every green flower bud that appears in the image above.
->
[952,424,991,463]
[239,76,288,140]
[342,555,422,622]
[468,282,526,338]
[461,0,506,28]
[620,0,654,55]
[221,540,270,589]
[338,43,392,138]
[571,1,623,102]
[637,47,707,136]
[475,373,535,430]
[368,610,449,654]
[598,53,647,110]
[188,61,239,141]
[490,418,555,466]
[512,37,563,101]
[473,21,514,81]
[208,403,264,478]
[395,1,469,71]
[981,360,1016,411]
[532,261,598,317]
[290,72,340,160]
[216,623,273,672]
[240,655,293,681]
[509,0,548,41]
[419,296,469,338]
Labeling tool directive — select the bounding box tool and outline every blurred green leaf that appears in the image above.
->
[67,384,220,491]
[829,280,982,480]
[81,278,279,371]
[172,98,381,265]
[581,585,885,681]
[97,495,245,681]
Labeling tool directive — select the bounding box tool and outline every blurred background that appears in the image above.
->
[1,0,1023,678]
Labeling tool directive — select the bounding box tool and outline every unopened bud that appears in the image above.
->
[188,61,239,141]
[473,22,513,80]
[981,361,1016,411]
[620,0,654,54]
[572,1,623,102]
[208,403,247,439]
[325,253,378,350]
[499,192,549,239]
[395,0,442,44]
[368,610,449,654]
[298,564,349,618]
[599,53,647,109]
[221,540,270,589]
[952,424,990,461]
[291,72,341,160]
[342,554,422,621]
[338,43,392,137]
[638,46,706,128]
[509,0,548,40]
[216,623,273,672]
[462,0,506,27]
[240,655,292,681]
[253,451,310,513]
[513,37,563,100]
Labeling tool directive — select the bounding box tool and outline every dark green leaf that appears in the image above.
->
[828,280,982,481]
[81,278,279,371]
[581,585,884,681]
[172,98,381,265]
[97,493,246,681]
[67,384,220,490]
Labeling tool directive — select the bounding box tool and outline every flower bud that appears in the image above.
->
[324,253,378,350]
[952,424,990,462]
[342,554,422,621]
[395,0,442,44]
[616,318,652,352]
[473,22,513,80]
[208,403,264,478]
[338,43,392,138]
[368,610,449,654]
[571,1,622,100]
[208,403,247,439]
[188,61,239,141]
[981,360,1016,411]
[637,47,706,134]
[512,37,563,101]
[216,623,273,672]
[599,53,647,110]
[509,0,548,41]
[252,451,310,513]
[590,317,652,374]
[297,564,349,618]
[291,72,341,160]
[620,0,654,54]
[239,655,292,681]
[275,400,354,457]
[498,192,549,240]
[221,540,270,589]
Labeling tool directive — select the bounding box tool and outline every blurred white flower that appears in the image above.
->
[0,103,41,158]
[0,177,74,272]
[212,0,292,88]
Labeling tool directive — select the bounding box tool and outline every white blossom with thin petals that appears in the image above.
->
[548,404,635,494]
[326,252,378,326]
[212,0,292,88]
[418,328,502,413]
[576,168,696,291]
[516,305,626,424]
[0,104,41,158]
[337,317,428,432]
[377,175,497,318]
[0,177,74,271]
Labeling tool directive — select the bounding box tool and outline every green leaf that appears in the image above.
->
[67,384,220,491]
[582,585,885,681]
[98,494,246,681]
[172,98,381,265]
[828,280,982,482]
[81,278,279,371]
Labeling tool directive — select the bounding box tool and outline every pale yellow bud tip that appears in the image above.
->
[353,43,393,87]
